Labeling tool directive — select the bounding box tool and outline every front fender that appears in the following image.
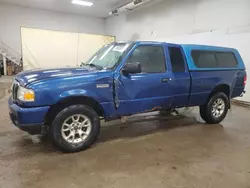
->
[56,88,115,118]
[24,73,114,108]
[58,89,100,103]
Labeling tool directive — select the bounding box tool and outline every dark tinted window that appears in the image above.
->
[192,50,238,68]
[168,46,185,72]
[216,53,237,67]
[192,51,217,68]
[127,45,166,73]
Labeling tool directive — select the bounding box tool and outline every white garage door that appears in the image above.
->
[21,27,115,70]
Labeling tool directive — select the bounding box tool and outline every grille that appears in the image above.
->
[12,81,19,101]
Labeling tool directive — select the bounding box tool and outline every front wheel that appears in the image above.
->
[200,92,229,124]
[50,105,100,153]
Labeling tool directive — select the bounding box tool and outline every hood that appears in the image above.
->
[16,67,98,86]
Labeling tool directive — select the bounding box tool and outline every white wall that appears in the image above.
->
[105,0,250,41]
[105,0,250,102]
[0,4,105,55]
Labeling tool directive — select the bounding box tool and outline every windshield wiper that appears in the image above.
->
[88,63,103,70]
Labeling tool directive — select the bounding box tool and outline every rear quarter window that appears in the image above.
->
[191,50,238,68]
[216,52,237,67]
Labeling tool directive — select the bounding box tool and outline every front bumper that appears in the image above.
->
[8,98,50,135]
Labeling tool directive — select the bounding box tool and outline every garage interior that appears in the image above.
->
[0,0,250,187]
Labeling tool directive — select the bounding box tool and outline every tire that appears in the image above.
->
[50,105,100,153]
[199,92,229,124]
[199,105,208,122]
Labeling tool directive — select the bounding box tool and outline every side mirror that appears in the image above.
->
[122,62,142,74]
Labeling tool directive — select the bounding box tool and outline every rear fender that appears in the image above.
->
[207,84,231,108]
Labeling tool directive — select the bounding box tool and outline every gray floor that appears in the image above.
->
[0,78,250,188]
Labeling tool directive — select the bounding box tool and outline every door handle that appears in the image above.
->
[162,78,171,83]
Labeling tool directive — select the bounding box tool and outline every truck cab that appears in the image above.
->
[9,41,247,153]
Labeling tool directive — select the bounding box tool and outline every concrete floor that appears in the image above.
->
[0,81,250,187]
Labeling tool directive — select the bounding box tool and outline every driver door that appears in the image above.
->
[114,44,174,116]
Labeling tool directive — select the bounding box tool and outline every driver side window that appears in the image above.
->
[127,45,166,73]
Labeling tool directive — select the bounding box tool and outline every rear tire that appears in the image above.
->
[199,92,229,124]
[199,106,208,122]
[50,105,100,153]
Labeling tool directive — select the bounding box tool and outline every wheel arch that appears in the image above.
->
[206,84,231,109]
[45,96,105,125]
[209,84,230,99]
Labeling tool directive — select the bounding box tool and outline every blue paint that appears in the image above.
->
[9,41,247,133]
[9,98,49,125]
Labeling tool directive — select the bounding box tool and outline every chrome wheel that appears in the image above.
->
[211,98,225,118]
[61,114,92,144]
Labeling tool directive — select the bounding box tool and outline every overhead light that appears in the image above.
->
[71,0,93,7]
[109,0,151,16]
[109,9,119,16]
[134,0,143,5]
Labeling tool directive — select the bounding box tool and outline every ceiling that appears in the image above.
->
[0,0,133,18]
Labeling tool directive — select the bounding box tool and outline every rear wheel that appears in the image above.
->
[199,92,229,124]
[199,106,208,122]
[50,105,100,153]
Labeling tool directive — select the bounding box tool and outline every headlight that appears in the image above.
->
[17,86,35,102]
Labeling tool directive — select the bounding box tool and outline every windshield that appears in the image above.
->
[82,43,132,70]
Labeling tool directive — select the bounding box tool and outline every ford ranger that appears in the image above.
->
[9,41,247,153]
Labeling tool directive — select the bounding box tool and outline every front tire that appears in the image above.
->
[200,92,229,124]
[50,105,100,153]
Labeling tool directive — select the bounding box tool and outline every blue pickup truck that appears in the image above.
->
[9,41,247,152]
